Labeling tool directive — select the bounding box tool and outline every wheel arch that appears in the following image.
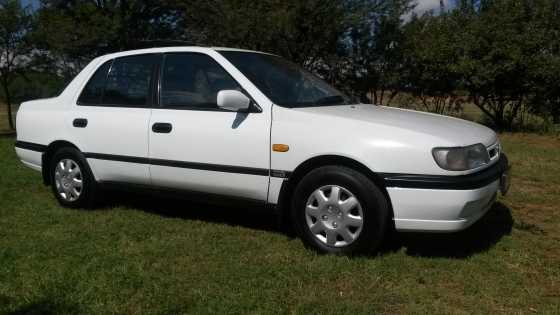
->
[276,155,394,232]
[41,140,82,185]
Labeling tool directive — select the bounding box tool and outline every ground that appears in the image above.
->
[0,133,558,314]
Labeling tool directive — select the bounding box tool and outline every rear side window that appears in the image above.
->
[77,54,158,107]
[160,53,242,110]
[77,60,112,105]
[103,54,158,107]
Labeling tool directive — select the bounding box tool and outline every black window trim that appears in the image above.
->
[156,52,262,113]
[76,53,162,109]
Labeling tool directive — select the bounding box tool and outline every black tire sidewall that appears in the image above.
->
[50,147,97,208]
[291,166,388,255]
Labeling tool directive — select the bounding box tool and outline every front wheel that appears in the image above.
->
[50,147,98,208]
[291,166,389,255]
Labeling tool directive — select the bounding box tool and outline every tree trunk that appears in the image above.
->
[472,95,499,127]
[386,91,398,106]
[496,99,507,130]
[359,90,369,104]
[1,79,14,130]
[502,96,523,129]
[552,104,560,124]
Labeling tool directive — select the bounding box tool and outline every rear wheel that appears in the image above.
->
[291,166,389,255]
[50,147,98,208]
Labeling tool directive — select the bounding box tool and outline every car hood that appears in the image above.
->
[294,104,497,147]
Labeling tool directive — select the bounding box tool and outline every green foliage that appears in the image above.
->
[401,11,464,114]
[2,0,560,132]
[33,0,183,79]
[342,0,415,103]
[177,0,352,65]
[0,0,33,130]
[453,0,536,129]
[392,0,560,130]
[8,70,65,102]
[524,0,560,125]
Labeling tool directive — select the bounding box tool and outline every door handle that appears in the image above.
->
[152,122,172,133]
[73,118,88,128]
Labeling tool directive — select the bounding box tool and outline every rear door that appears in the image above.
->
[71,54,160,185]
[148,52,270,201]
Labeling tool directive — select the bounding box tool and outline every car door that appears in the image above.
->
[71,54,159,185]
[148,52,270,201]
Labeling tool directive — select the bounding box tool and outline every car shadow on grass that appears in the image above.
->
[101,190,283,234]
[385,202,514,258]
[101,191,513,259]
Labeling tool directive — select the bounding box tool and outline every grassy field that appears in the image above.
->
[0,133,559,314]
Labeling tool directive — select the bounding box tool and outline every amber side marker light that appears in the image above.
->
[272,144,290,152]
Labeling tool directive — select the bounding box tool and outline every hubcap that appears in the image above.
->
[54,159,83,202]
[305,185,364,247]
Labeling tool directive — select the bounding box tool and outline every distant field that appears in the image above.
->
[0,133,559,314]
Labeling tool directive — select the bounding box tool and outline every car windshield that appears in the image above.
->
[219,51,353,108]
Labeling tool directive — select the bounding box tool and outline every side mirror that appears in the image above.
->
[217,90,251,112]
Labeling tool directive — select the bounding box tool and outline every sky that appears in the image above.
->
[412,0,454,15]
[20,0,38,10]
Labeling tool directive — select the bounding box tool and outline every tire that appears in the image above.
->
[50,147,98,209]
[291,165,389,255]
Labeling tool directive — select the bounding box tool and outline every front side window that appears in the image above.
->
[219,51,353,108]
[103,54,158,107]
[160,53,242,110]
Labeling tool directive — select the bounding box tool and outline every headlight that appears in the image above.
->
[432,143,490,171]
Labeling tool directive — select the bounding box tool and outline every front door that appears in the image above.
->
[148,52,270,201]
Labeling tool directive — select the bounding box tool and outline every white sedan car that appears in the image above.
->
[15,47,510,254]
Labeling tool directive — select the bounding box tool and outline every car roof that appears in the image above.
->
[98,46,268,60]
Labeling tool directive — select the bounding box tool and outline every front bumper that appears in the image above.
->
[384,154,509,232]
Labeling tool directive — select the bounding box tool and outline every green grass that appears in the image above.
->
[0,133,559,314]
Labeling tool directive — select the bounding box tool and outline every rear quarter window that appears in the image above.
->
[103,55,158,107]
[77,54,159,107]
[77,60,112,105]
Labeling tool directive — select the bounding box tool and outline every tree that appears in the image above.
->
[34,0,182,80]
[400,10,464,115]
[451,0,540,129]
[341,0,414,104]
[15,0,560,131]
[526,0,560,125]
[0,0,32,130]
[175,0,351,66]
